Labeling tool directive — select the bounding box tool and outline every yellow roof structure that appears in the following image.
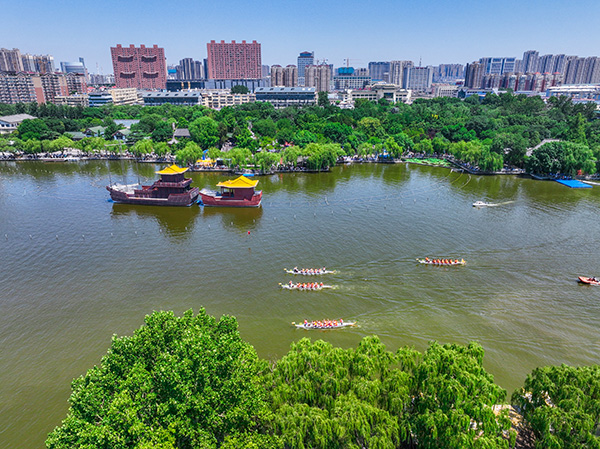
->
[156,164,189,175]
[196,158,215,166]
[216,175,259,189]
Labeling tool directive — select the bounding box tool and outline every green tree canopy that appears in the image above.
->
[231,85,250,94]
[46,309,274,449]
[189,116,219,149]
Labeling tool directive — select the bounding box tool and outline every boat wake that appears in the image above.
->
[473,200,514,207]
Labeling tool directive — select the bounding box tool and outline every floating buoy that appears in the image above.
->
[314,213,316,217]
[110,233,113,237]
[247,230,251,235]
[4,234,7,240]
[29,235,33,239]
[56,235,58,240]
[82,235,85,239]
[208,224,211,228]
[349,208,352,213]
[294,215,296,219]
[185,226,187,230]
[230,222,233,225]
[134,231,137,235]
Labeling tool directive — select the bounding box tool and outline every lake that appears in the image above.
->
[1,160,599,448]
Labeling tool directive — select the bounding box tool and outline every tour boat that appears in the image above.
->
[199,175,262,207]
[106,165,199,206]
[279,282,333,291]
[578,276,600,285]
[417,258,466,266]
[293,320,356,330]
[284,268,336,275]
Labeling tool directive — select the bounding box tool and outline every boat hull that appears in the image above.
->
[199,190,262,207]
[107,186,199,206]
[578,276,600,285]
[293,322,355,330]
[417,259,466,266]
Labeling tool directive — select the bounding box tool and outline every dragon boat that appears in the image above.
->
[279,282,333,291]
[284,268,336,275]
[417,258,466,266]
[292,320,356,330]
[578,276,600,285]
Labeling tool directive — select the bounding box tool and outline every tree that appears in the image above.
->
[265,337,411,449]
[46,309,275,449]
[231,85,250,94]
[513,365,600,449]
[317,91,329,107]
[18,118,51,141]
[189,116,219,149]
[409,342,512,449]
[151,121,173,142]
[175,141,203,166]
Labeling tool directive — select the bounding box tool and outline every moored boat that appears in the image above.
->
[279,282,333,291]
[199,175,262,207]
[293,320,355,330]
[578,276,600,285]
[106,165,199,206]
[284,267,335,275]
[417,258,466,266]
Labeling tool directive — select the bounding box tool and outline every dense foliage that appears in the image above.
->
[47,309,519,449]
[512,365,600,449]
[1,92,598,174]
[46,309,276,449]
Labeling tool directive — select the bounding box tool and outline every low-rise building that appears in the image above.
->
[0,113,36,134]
[339,84,411,107]
[54,94,89,107]
[143,91,202,106]
[254,87,315,108]
[200,90,255,109]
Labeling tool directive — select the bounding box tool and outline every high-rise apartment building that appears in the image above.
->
[305,64,331,92]
[176,58,203,80]
[206,40,261,79]
[522,50,540,73]
[479,57,516,75]
[297,51,314,85]
[270,65,298,87]
[432,64,464,82]
[403,66,433,91]
[389,61,413,86]
[0,48,24,72]
[0,72,36,103]
[110,44,167,90]
[368,62,391,82]
[464,61,485,88]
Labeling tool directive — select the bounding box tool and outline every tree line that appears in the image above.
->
[1,92,599,175]
[47,309,600,449]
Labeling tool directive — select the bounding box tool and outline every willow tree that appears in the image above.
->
[264,336,412,449]
[512,365,600,449]
[409,342,512,449]
[46,309,277,449]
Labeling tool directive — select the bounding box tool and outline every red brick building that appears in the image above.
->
[110,44,167,90]
[206,40,261,80]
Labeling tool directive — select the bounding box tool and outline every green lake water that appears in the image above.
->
[1,160,599,448]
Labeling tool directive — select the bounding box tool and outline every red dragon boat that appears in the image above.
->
[106,165,199,206]
[417,258,466,266]
[199,175,262,207]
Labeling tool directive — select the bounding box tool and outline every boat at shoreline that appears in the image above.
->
[280,282,333,291]
[417,258,466,266]
[106,165,199,206]
[284,268,335,275]
[293,320,355,330]
[199,175,262,207]
[578,276,600,285]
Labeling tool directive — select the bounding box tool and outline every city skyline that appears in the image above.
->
[3,0,600,74]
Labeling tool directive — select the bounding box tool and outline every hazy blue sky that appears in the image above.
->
[3,0,599,73]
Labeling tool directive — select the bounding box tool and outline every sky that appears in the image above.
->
[2,0,599,74]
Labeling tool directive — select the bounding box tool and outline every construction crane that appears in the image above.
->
[343,58,362,68]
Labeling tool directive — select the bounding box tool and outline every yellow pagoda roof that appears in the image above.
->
[216,175,259,189]
[156,164,188,175]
